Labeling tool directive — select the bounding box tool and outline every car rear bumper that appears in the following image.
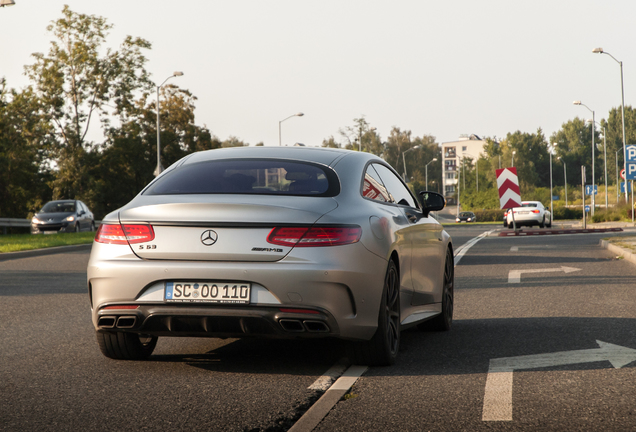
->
[95,304,340,339]
[88,241,389,341]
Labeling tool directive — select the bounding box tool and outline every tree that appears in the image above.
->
[24,5,153,201]
[88,85,219,218]
[337,116,382,153]
[550,118,600,187]
[499,129,550,192]
[0,81,54,218]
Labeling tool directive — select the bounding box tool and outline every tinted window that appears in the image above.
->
[522,203,538,208]
[372,164,417,208]
[41,201,76,213]
[362,165,391,202]
[144,159,339,197]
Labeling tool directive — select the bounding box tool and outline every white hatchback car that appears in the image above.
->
[504,201,552,228]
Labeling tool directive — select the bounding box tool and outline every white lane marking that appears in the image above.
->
[507,266,581,283]
[308,360,349,390]
[454,229,496,267]
[483,341,636,421]
[290,365,368,432]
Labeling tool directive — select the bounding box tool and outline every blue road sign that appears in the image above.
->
[585,185,598,195]
[585,205,591,213]
[620,182,633,193]
[626,145,636,162]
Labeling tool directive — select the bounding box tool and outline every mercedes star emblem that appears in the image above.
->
[200,230,218,246]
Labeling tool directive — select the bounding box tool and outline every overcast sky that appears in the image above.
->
[1,1,633,147]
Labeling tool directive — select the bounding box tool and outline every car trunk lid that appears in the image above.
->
[118,195,338,262]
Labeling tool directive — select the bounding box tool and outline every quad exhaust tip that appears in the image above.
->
[98,315,137,329]
[278,319,330,333]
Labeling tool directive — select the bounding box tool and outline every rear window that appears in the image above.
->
[144,159,340,197]
[521,203,538,208]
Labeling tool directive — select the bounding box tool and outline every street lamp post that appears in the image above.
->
[456,162,461,217]
[558,156,568,207]
[590,120,609,210]
[425,157,438,190]
[512,151,516,166]
[616,150,621,203]
[593,47,627,203]
[278,112,304,146]
[155,71,184,177]
[549,143,557,216]
[573,101,596,215]
[401,146,421,181]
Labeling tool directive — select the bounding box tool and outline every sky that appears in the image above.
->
[1,0,634,147]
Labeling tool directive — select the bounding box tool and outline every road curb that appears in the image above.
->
[499,228,623,237]
[600,240,636,267]
[0,243,92,262]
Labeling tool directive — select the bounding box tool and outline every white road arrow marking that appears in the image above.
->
[482,340,636,421]
[510,246,557,252]
[508,266,580,283]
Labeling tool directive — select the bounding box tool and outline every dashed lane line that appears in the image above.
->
[290,365,368,432]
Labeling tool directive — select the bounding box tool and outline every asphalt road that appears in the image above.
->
[2,227,636,431]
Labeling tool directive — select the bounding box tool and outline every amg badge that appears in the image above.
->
[251,247,283,252]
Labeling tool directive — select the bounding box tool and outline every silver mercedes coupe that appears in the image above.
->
[87,146,453,366]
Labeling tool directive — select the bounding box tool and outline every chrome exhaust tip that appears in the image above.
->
[303,320,330,333]
[116,316,137,329]
[98,316,116,329]
[279,319,305,332]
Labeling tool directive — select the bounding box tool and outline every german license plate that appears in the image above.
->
[165,282,251,304]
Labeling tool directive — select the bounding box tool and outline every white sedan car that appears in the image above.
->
[504,201,552,228]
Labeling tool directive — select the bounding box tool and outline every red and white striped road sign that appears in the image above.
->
[496,167,521,209]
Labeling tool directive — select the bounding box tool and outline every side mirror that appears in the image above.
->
[418,191,446,217]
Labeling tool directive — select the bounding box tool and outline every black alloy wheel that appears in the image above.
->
[349,259,401,366]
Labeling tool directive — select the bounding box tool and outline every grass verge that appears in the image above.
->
[0,232,95,253]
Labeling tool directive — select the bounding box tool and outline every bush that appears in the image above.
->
[552,206,582,220]
[473,209,505,222]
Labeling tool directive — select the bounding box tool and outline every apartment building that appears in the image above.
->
[441,134,487,204]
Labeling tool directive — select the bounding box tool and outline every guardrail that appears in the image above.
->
[0,218,31,234]
[0,218,101,235]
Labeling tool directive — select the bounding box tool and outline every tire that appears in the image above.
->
[75,223,80,233]
[503,219,508,228]
[539,217,545,228]
[547,216,552,228]
[96,331,158,360]
[90,222,96,232]
[422,247,454,331]
[349,260,400,366]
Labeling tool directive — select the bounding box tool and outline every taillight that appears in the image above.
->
[531,210,541,214]
[95,224,155,245]
[122,224,155,243]
[267,226,362,247]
